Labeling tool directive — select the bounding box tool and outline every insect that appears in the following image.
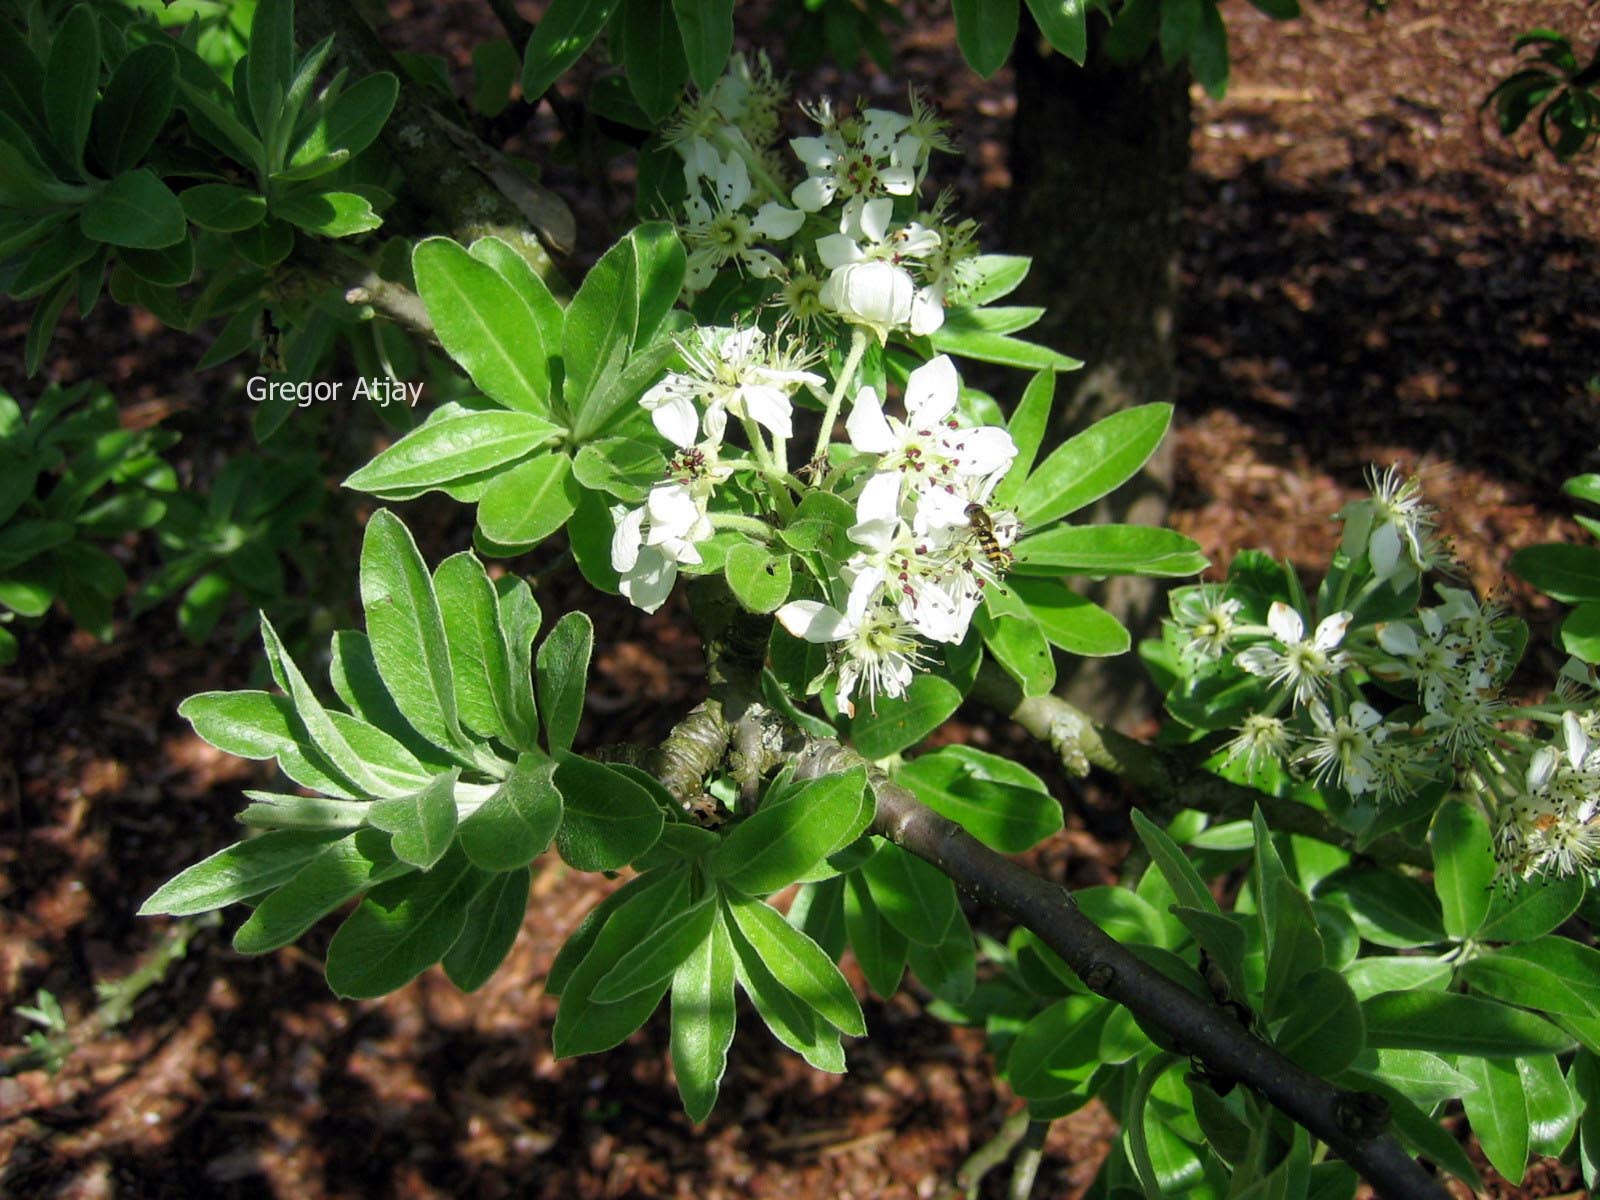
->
[964,502,1016,574]
[255,309,287,374]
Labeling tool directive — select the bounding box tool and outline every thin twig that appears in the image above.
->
[1007,1119,1050,1200]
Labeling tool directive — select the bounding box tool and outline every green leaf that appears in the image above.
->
[138,829,346,915]
[896,746,1060,854]
[522,0,621,99]
[1430,799,1495,939]
[1006,993,1107,1100]
[553,869,685,1056]
[571,437,666,502]
[1460,1057,1529,1184]
[672,0,733,90]
[552,755,664,871]
[44,5,99,176]
[711,768,870,895]
[443,865,531,991]
[952,0,1019,78]
[1264,878,1324,1019]
[1130,808,1218,915]
[232,217,294,268]
[1353,1047,1478,1109]
[1016,403,1172,527]
[288,71,398,169]
[434,552,526,743]
[273,189,382,237]
[1463,937,1600,1019]
[1522,1053,1579,1158]
[1013,524,1206,578]
[81,170,187,249]
[359,509,467,753]
[843,871,906,1000]
[180,183,267,232]
[671,908,736,1122]
[991,369,1053,508]
[231,828,411,954]
[1159,0,1201,66]
[368,770,459,869]
[592,896,717,1001]
[907,904,977,1005]
[467,236,563,388]
[621,0,688,120]
[457,753,562,871]
[1510,543,1600,603]
[1343,955,1452,1001]
[844,673,963,758]
[325,845,490,998]
[471,38,520,118]
[977,598,1055,695]
[927,326,1079,372]
[246,0,294,140]
[1353,1077,1482,1190]
[859,840,958,948]
[725,543,792,613]
[1363,990,1575,1057]
[1560,602,1600,663]
[475,453,578,550]
[1024,0,1089,64]
[536,611,593,754]
[412,237,553,414]
[724,895,845,1072]
[1316,867,1445,949]
[1275,967,1363,1076]
[497,578,543,743]
[178,689,355,797]
[547,870,663,995]
[1191,1,1230,99]
[725,892,865,1037]
[1478,874,1584,942]
[94,42,177,175]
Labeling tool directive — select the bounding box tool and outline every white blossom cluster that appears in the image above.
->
[610,65,1026,714]
[1170,468,1600,882]
[775,355,1020,712]
[661,55,978,343]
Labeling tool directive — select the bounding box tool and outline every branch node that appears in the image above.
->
[1335,1090,1391,1140]
[1083,961,1116,995]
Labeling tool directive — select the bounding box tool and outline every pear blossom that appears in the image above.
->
[845,355,1017,506]
[1224,714,1292,774]
[1234,602,1352,707]
[1172,586,1244,662]
[678,146,804,290]
[777,578,926,714]
[639,326,822,448]
[815,197,945,336]
[819,261,920,343]
[790,106,923,212]
[1296,702,1390,797]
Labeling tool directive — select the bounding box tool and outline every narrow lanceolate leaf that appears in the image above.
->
[457,753,562,871]
[952,0,1019,78]
[592,896,717,1002]
[1362,991,1575,1057]
[360,509,467,753]
[895,747,1060,854]
[1130,808,1218,915]
[1012,525,1207,578]
[139,829,346,915]
[497,578,542,745]
[859,841,959,948]
[843,871,907,1000]
[80,170,187,249]
[232,828,411,954]
[259,615,398,798]
[1016,403,1173,527]
[1429,799,1495,939]
[724,892,864,1037]
[536,611,593,754]
[1460,1057,1529,1185]
[44,4,98,176]
[178,689,355,798]
[1274,968,1364,1076]
[475,454,578,550]
[621,0,688,120]
[672,0,733,90]
[521,0,621,100]
[325,845,490,998]
[991,369,1054,508]
[368,770,460,869]
[711,768,870,896]
[443,866,532,992]
[671,909,736,1123]
[246,0,295,140]
[94,42,177,174]
[433,553,521,743]
[724,895,845,1073]
[344,411,561,500]
[412,237,552,414]
[553,869,688,1058]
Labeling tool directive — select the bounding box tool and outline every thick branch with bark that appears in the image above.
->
[972,662,1433,870]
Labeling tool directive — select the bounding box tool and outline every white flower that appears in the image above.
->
[678,147,804,290]
[639,327,821,448]
[610,482,714,614]
[844,471,975,644]
[815,197,945,336]
[1234,602,1352,707]
[1172,587,1244,662]
[1297,702,1390,797]
[1224,714,1291,774]
[846,356,1017,509]
[819,260,918,343]
[1340,465,1437,585]
[777,583,925,715]
[790,108,921,212]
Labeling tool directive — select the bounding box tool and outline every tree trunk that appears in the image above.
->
[1008,19,1191,730]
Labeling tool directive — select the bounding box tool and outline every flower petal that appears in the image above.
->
[904,355,959,424]
[1267,601,1303,645]
[777,600,852,643]
[846,386,897,455]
